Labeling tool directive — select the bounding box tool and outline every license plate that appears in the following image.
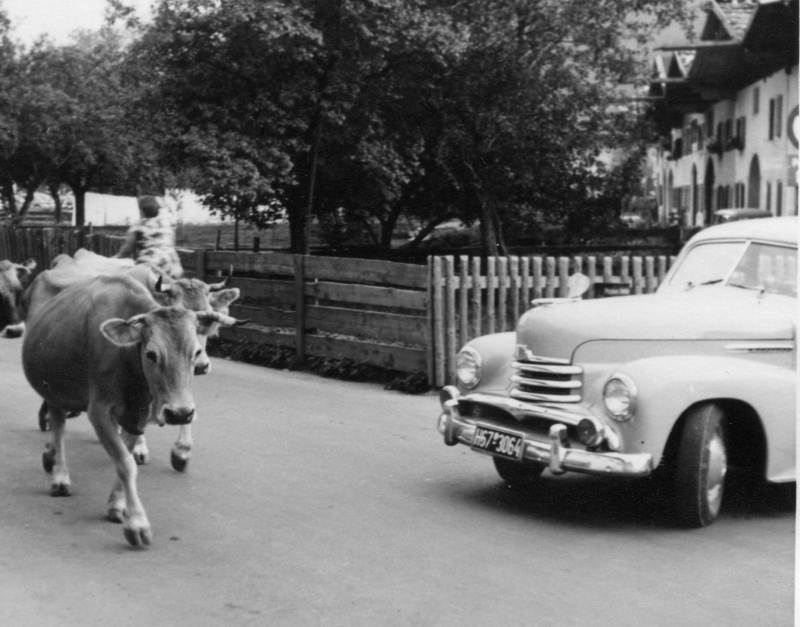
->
[471,424,525,461]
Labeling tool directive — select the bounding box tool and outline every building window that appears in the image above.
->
[769,99,775,139]
[753,87,759,115]
[735,182,747,207]
[735,117,746,150]
[769,97,784,140]
[706,109,715,136]
[777,181,783,216]
[766,181,772,211]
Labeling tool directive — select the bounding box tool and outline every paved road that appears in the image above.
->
[0,339,794,626]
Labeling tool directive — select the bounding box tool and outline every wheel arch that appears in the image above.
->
[660,398,767,478]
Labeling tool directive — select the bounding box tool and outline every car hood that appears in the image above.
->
[516,288,796,361]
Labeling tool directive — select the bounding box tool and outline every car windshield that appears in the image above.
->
[666,241,797,298]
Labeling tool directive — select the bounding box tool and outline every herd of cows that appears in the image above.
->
[0,250,244,547]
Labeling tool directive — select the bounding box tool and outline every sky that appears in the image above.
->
[2,0,151,45]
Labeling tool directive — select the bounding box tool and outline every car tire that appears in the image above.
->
[493,457,544,488]
[673,403,728,527]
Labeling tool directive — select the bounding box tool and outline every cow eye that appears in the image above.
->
[194,349,203,359]
[145,350,158,363]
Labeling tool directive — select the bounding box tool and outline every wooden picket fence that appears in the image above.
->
[428,254,676,386]
[0,226,676,387]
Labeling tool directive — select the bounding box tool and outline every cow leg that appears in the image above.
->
[131,434,150,465]
[87,409,151,547]
[171,423,193,472]
[106,430,140,523]
[45,405,71,497]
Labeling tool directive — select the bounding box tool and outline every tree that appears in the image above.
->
[129,0,464,253]
[131,0,689,253]
[0,25,152,225]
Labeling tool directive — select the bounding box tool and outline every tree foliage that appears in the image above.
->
[0,19,154,225]
[130,0,688,253]
[0,0,689,241]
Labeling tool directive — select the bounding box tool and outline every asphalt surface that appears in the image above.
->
[0,338,795,626]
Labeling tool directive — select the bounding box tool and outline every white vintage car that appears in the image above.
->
[437,217,797,527]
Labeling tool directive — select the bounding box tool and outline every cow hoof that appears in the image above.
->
[170,450,189,472]
[123,526,152,548]
[42,450,55,473]
[50,482,71,497]
[107,508,125,524]
[133,450,149,465]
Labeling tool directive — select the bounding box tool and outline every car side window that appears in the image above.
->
[729,243,797,297]
[667,241,747,288]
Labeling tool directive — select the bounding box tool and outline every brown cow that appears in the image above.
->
[23,249,240,470]
[22,273,243,547]
[0,258,36,337]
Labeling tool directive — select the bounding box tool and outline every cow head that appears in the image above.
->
[151,273,241,375]
[0,259,37,338]
[100,307,245,426]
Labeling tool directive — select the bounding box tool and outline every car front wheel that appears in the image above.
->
[493,457,545,488]
[673,403,728,527]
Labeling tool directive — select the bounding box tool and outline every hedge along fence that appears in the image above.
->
[178,249,431,376]
[428,253,677,387]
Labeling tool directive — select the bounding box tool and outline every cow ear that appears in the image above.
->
[15,259,36,281]
[100,318,145,347]
[209,288,240,311]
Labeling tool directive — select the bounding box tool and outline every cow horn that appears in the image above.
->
[208,266,233,292]
[196,311,249,327]
[154,274,173,293]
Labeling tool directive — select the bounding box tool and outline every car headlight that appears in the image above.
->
[603,373,637,421]
[456,347,482,389]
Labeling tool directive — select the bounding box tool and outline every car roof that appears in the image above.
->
[713,208,772,217]
[689,216,797,246]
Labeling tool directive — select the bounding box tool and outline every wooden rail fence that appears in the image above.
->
[178,249,430,375]
[0,226,676,387]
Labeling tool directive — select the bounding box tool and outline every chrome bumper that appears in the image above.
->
[438,398,652,478]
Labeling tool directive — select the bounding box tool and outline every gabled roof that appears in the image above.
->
[650,0,798,108]
[705,1,757,40]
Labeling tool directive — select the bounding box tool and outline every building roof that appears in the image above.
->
[712,2,757,40]
[649,0,798,110]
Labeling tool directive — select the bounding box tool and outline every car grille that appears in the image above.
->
[510,353,582,403]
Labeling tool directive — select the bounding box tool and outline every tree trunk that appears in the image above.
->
[379,206,401,250]
[301,116,324,256]
[73,188,86,226]
[48,183,63,224]
[2,181,16,218]
[288,207,308,255]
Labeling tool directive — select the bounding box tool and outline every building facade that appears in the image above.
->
[648,0,798,227]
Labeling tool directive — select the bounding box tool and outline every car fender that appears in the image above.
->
[606,355,795,480]
[459,332,516,395]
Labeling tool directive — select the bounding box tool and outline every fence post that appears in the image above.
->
[194,249,207,281]
[432,256,445,387]
[458,256,469,349]
[426,256,435,387]
[293,254,306,369]
[444,256,456,384]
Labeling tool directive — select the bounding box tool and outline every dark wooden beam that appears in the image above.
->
[656,41,741,51]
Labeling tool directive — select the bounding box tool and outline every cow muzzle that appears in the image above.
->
[162,406,196,425]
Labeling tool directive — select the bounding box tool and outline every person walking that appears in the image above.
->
[115,195,183,279]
